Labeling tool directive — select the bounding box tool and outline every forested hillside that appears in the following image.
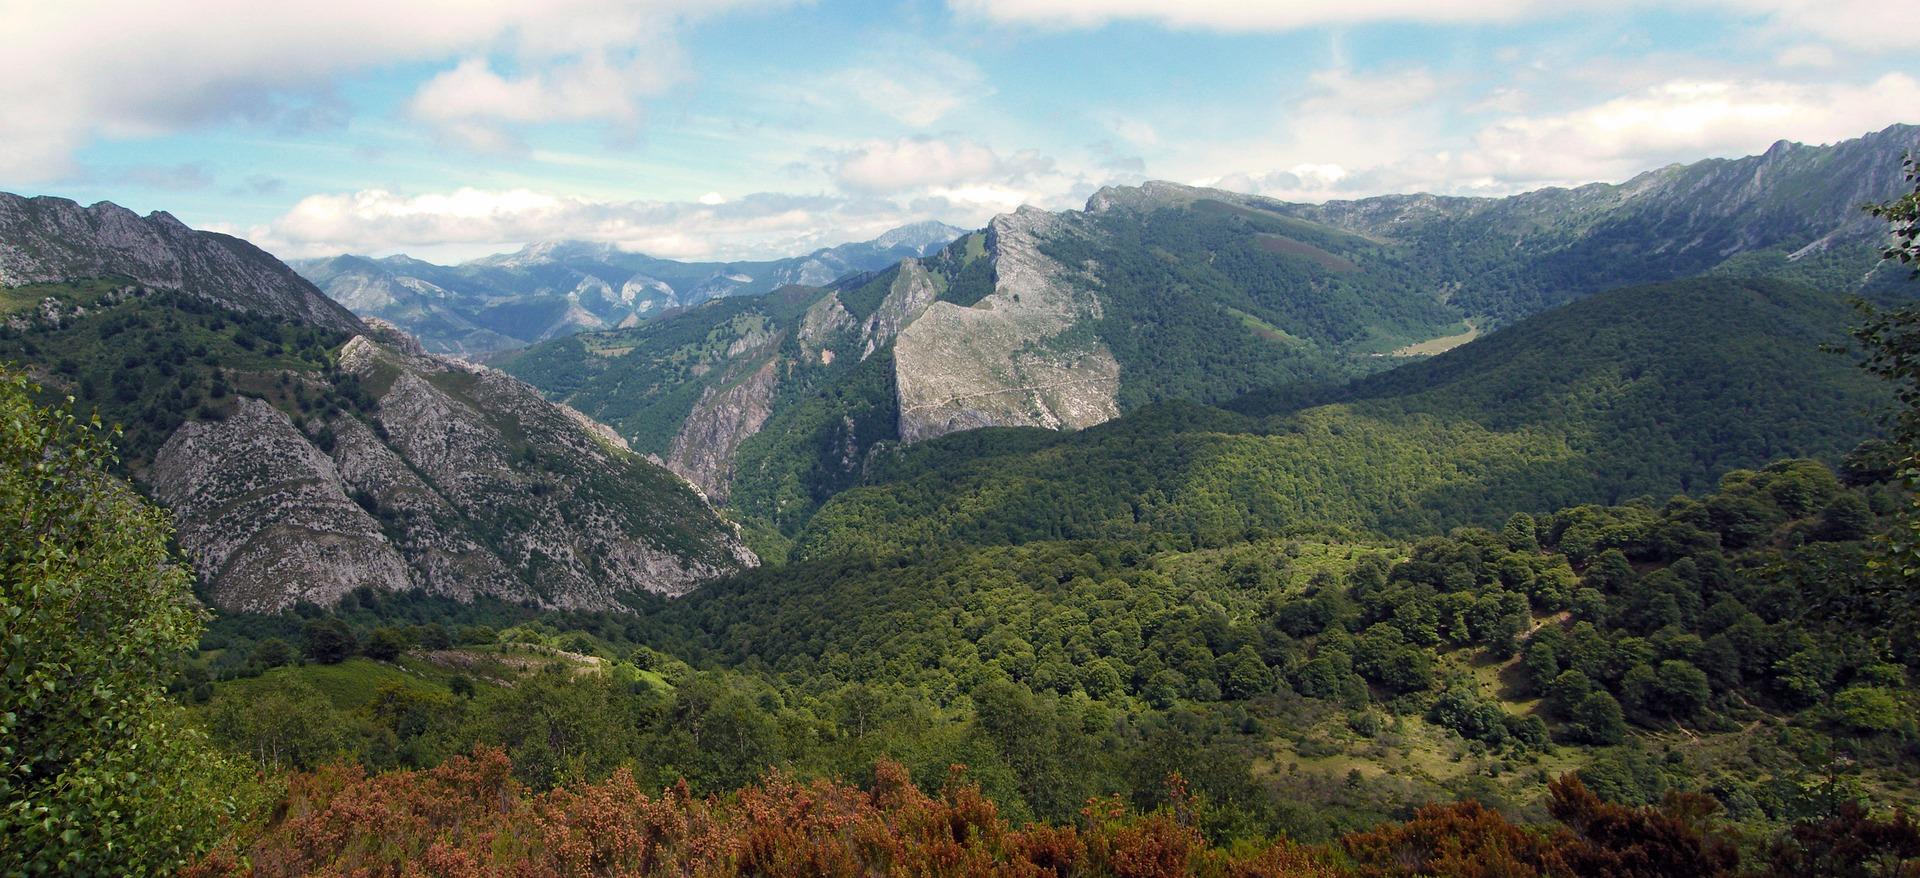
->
[177,449,1920,866]
[791,277,1886,560]
[0,206,754,612]
[502,127,1919,549]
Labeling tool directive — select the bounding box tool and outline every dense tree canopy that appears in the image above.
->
[0,370,254,875]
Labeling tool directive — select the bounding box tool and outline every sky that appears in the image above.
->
[0,0,1912,264]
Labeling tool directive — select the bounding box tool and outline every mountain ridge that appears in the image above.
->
[504,124,1918,557]
[0,201,756,612]
[0,193,365,335]
[294,221,968,355]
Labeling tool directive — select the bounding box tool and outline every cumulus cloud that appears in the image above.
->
[1461,73,1920,185]
[0,0,779,180]
[830,136,1051,193]
[1195,71,1920,203]
[244,187,965,262]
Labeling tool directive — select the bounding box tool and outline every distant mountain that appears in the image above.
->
[793,276,1889,561]
[293,221,967,355]
[0,194,753,611]
[1274,122,1920,324]
[502,125,1917,558]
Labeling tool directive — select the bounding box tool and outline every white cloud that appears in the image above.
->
[952,0,1893,51]
[408,52,685,151]
[950,0,1569,31]
[831,136,1042,193]
[245,187,963,262]
[0,0,779,180]
[1193,71,1920,203]
[794,47,992,128]
[1462,73,1920,186]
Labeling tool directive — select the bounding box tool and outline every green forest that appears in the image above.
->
[6,151,1920,878]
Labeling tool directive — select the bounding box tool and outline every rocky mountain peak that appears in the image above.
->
[0,192,364,334]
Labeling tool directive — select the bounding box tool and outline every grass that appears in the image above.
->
[0,277,129,317]
[1253,234,1359,273]
[1391,320,1481,357]
[222,657,449,710]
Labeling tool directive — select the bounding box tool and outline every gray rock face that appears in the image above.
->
[860,259,939,360]
[0,193,364,334]
[894,207,1121,443]
[799,293,855,364]
[339,337,755,605]
[152,397,411,612]
[147,334,754,612]
[665,357,779,504]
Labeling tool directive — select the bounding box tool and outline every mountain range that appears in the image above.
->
[292,221,966,356]
[2,125,1914,602]
[501,124,1919,559]
[10,122,1920,871]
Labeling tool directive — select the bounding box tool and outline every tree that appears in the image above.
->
[1867,153,1920,271]
[303,617,358,664]
[1817,493,1873,542]
[1854,154,1920,623]
[0,371,254,874]
[1503,512,1539,551]
[1623,660,1711,722]
[1222,646,1273,699]
[1831,686,1904,734]
[1568,690,1627,745]
[364,625,410,662]
[249,637,295,669]
[207,679,349,771]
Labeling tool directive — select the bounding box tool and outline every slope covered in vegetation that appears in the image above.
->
[792,277,1885,560]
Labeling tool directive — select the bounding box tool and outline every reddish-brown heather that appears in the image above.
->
[186,748,1343,878]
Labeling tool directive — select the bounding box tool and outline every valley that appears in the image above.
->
[5,115,1919,877]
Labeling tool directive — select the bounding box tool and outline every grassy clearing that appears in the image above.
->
[1253,234,1359,273]
[221,658,447,710]
[1392,320,1481,356]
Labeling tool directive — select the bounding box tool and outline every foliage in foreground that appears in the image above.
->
[191,746,1920,878]
[187,747,1345,878]
[0,370,257,876]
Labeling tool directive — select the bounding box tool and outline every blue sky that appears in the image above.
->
[1,0,1911,263]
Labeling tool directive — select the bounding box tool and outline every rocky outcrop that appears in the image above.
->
[339,337,755,604]
[799,294,855,364]
[894,207,1121,443]
[321,412,520,601]
[860,259,939,360]
[152,397,412,612]
[0,193,364,334]
[665,357,779,504]
[144,333,754,612]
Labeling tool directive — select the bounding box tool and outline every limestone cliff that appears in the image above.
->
[144,333,756,612]
[152,397,413,612]
[665,357,780,504]
[893,207,1120,442]
[860,259,939,360]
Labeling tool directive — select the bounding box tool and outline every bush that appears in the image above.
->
[1831,686,1905,734]
[248,638,295,669]
[302,618,358,665]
